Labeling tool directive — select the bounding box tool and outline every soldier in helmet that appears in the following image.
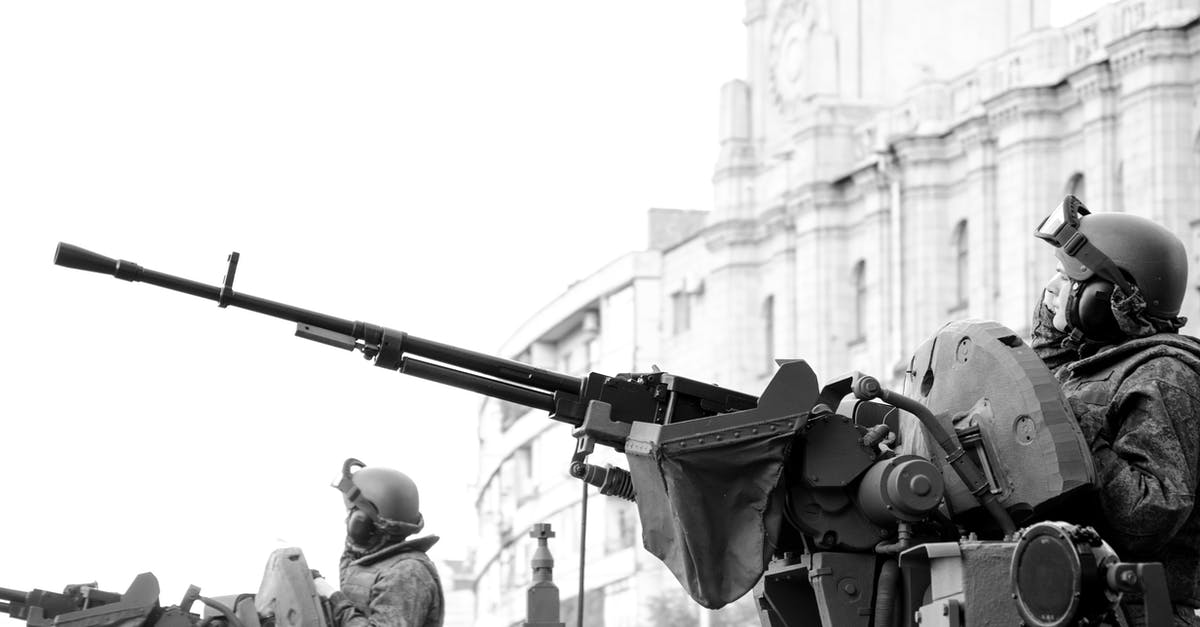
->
[314,458,445,627]
[1033,196,1200,625]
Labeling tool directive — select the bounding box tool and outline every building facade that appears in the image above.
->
[472,0,1200,624]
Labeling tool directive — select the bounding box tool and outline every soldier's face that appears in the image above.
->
[1043,264,1072,332]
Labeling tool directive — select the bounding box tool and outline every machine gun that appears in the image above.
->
[1,582,122,624]
[1,573,220,627]
[2,549,330,627]
[53,243,1174,627]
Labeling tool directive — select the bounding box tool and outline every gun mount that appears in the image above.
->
[3,548,330,627]
[53,243,1174,626]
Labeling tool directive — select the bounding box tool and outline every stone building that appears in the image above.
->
[471,0,1200,624]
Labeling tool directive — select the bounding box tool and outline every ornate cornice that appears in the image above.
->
[1109,26,1190,78]
[1066,61,1115,101]
[984,85,1059,131]
[954,113,995,151]
[703,217,760,251]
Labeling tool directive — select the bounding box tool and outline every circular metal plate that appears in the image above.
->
[896,320,1094,525]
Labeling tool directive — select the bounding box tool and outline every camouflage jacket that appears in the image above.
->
[1033,304,1200,606]
[329,535,445,627]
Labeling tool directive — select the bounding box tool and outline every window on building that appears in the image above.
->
[514,443,535,502]
[479,477,500,537]
[516,539,533,590]
[671,291,691,335]
[499,400,529,432]
[500,546,516,592]
[851,260,867,343]
[762,295,775,373]
[499,459,516,533]
[584,338,597,371]
[951,220,969,313]
[603,580,637,627]
[555,506,578,565]
[1007,56,1021,86]
[605,498,637,554]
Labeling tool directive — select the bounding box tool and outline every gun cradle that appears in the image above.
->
[752,320,1164,627]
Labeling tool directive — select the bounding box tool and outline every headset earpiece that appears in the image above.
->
[1070,279,1123,342]
[347,510,376,545]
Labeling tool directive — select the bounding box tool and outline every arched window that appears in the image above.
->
[952,220,969,311]
[1065,172,1086,203]
[763,295,775,372]
[852,260,867,342]
[671,291,691,335]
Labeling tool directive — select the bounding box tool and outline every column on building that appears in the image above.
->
[940,71,1002,329]
[1112,26,1195,234]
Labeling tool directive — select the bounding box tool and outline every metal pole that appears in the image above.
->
[576,481,588,627]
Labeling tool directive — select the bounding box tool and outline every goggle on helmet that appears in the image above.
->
[1034,195,1135,294]
[333,457,379,518]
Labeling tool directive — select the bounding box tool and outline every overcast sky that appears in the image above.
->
[0,0,748,602]
[1,0,1103,610]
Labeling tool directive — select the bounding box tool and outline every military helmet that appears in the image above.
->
[334,458,422,548]
[1035,196,1189,338]
[347,465,421,524]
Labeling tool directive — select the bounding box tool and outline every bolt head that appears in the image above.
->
[910,475,933,496]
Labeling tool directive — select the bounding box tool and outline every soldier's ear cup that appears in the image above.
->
[347,510,376,545]
[1071,279,1123,342]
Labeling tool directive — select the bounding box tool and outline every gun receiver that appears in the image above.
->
[1,583,122,623]
[53,243,757,449]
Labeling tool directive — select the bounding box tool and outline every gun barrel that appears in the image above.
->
[0,588,25,605]
[54,243,584,411]
[401,357,557,414]
[54,243,364,337]
[401,335,580,396]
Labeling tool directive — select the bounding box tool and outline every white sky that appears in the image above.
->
[0,0,745,603]
[0,0,1103,610]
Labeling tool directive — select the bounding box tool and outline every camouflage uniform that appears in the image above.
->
[328,535,445,627]
[1033,301,1200,625]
